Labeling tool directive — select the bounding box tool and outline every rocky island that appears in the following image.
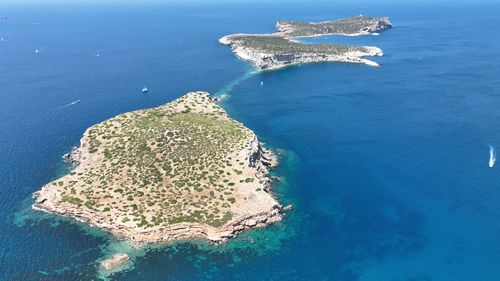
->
[33,92,286,244]
[219,16,392,70]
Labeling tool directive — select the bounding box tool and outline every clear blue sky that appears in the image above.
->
[1,0,496,4]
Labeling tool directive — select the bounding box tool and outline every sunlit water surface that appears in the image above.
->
[1,2,500,280]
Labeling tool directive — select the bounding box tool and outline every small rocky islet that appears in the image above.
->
[33,92,286,248]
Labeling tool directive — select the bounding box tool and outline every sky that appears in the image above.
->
[0,0,496,5]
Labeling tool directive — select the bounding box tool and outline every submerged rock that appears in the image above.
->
[100,253,130,272]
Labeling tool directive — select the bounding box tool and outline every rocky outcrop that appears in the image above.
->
[363,17,392,33]
[63,146,84,166]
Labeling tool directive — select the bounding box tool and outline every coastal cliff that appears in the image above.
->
[219,16,392,70]
[33,92,287,244]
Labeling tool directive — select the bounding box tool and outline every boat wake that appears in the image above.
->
[489,145,496,168]
[60,100,80,108]
[214,68,259,98]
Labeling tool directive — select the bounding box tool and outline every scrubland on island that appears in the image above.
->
[33,92,286,244]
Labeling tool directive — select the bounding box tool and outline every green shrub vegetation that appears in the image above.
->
[56,92,259,230]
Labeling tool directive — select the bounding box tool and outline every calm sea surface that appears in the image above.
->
[1,2,500,280]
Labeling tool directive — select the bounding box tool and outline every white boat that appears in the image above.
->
[489,145,496,168]
[260,81,264,87]
[141,86,148,93]
[35,49,41,53]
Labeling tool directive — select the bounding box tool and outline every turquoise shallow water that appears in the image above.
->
[1,2,500,280]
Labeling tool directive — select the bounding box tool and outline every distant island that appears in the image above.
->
[219,16,392,70]
[33,92,287,247]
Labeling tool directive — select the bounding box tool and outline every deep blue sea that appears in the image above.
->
[1,2,500,280]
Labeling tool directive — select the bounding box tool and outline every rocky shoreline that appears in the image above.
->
[219,36,383,70]
[33,92,290,245]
